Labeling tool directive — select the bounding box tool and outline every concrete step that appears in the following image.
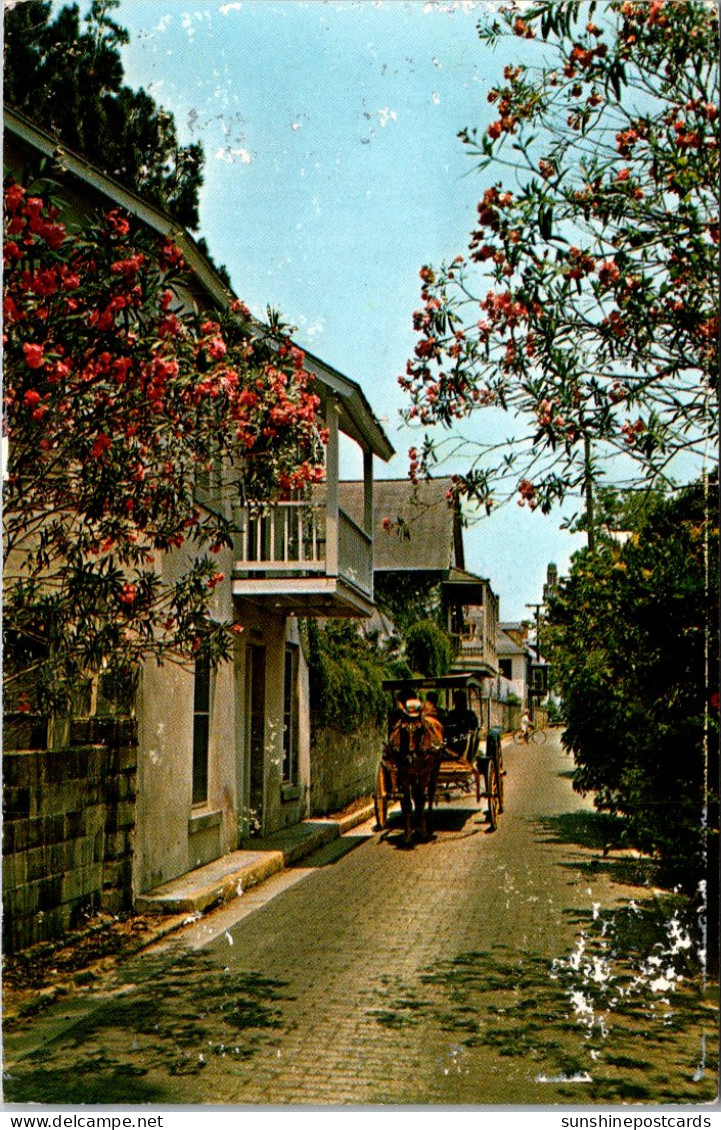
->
[135,807,375,915]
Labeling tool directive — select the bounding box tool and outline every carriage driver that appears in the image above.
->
[421,690,445,727]
[444,690,478,756]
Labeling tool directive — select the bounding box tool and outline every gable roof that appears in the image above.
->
[496,626,526,657]
[4,106,393,462]
[339,477,463,572]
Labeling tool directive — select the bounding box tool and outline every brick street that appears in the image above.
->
[3,730,716,1106]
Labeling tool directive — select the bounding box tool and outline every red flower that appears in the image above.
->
[22,343,45,369]
[5,182,26,214]
[91,432,112,458]
[118,583,137,605]
[23,389,41,406]
[106,210,130,237]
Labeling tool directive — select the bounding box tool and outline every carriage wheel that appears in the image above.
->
[496,756,505,813]
[374,764,389,830]
[485,761,500,831]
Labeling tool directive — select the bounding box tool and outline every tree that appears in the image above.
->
[305,620,388,733]
[401,0,718,528]
[544,476,719,899]
[4,1,205,231]
[403,619,453,678]
[3,181,326,715]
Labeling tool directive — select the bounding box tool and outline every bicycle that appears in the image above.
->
[513,726,547,746]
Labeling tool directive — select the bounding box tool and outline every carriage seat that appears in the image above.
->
[444,728,479,764]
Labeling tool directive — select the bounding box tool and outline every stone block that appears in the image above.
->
[3,787,31,820]
[104,831,128,860]
[2,852,27,890]
[117,742,139,771]
[25,816,44,850]
[10,822,28,852]
[64,809,86,840]
[100,888,129,915]
[93,827,105,863]
[113,800,137,830]
[3,714,47,752]
[77,836,97,868]
[37,874,63,912]
[60,865,94,905]
[25,846,49,884]
[102,858,132,893]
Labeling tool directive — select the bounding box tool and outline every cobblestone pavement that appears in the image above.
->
[3,731,717,1106]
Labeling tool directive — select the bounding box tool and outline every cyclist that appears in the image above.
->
[520,711,534,743]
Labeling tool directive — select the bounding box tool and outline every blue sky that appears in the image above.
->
[115,0,586,619]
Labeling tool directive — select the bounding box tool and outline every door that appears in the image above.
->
[247,644,266,837]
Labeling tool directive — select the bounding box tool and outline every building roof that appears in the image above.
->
[4,106,393,462]
[338,477,463,572]
[496,626,526,657]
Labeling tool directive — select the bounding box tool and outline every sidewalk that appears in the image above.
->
[135,801,377,914]
[2,800,377,1025]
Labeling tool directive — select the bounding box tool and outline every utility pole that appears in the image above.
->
[525,602,544,721]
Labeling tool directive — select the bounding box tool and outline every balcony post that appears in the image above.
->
[363,446,373,597]
[325,396,339,575]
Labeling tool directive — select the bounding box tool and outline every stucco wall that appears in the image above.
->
[133,543,241,894]
[309,722,383,816]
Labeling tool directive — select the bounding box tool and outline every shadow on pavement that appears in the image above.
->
[536,810,625,851]
[365,912,716,1105]
[3,950,292,1105]
[289,833,371,868]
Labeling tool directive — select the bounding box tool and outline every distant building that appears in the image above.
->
[338,477,498,679]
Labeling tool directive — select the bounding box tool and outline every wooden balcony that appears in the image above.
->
[232,501,374,618]
[450,633,497,678]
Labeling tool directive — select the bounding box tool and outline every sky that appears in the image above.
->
[113,0,587,620]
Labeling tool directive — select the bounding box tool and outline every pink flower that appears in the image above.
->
[205,336,227,361]
[23,342,45,369]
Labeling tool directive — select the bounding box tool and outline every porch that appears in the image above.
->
[232,497,375,617]
[233,384,388,618]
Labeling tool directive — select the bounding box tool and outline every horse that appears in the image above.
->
[385,698,445,845]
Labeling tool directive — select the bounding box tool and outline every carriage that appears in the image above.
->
[374,674,504,841]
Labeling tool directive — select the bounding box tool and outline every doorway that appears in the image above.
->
[247,644,266,837]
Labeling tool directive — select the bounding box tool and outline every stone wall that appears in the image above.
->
[489,699,523,734]
[2,718,137,953]
[309,722,384,816]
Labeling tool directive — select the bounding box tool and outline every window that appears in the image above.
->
[499,658,512,681]
[282,645,299,784]
[192,654,212,805]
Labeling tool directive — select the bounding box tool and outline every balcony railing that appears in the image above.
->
[235,501,372,598]
[338,508,373,596]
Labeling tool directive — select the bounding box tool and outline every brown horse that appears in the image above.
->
[386,698,444,845]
